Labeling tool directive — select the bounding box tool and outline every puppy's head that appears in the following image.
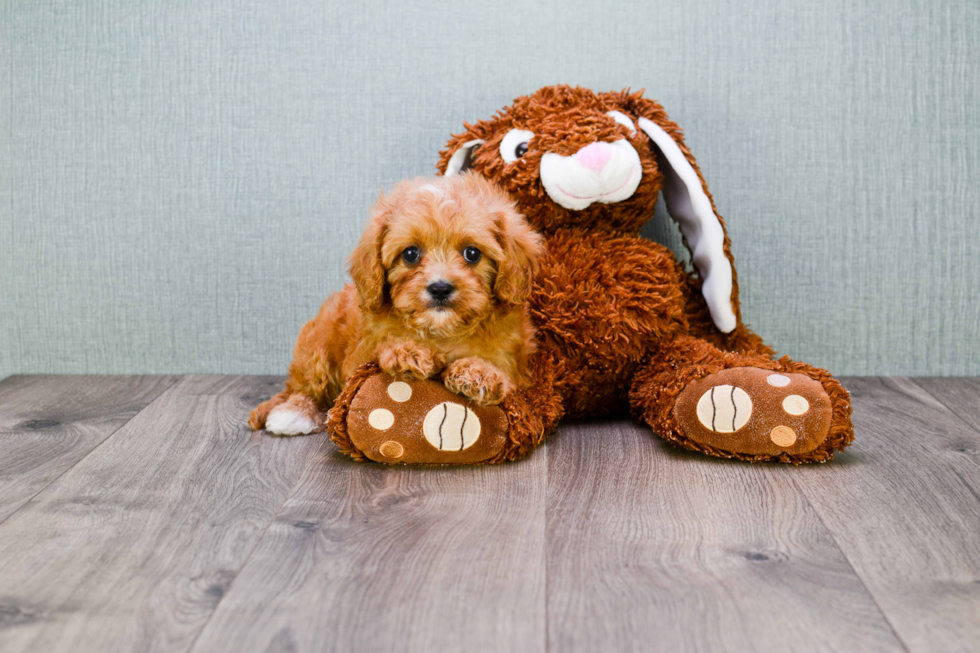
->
[349,173,543,335]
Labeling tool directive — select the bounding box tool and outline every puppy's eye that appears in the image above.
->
[462,246,482,264]
[500,129,535,163]
[401,246,421,264]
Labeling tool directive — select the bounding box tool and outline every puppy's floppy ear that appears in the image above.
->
[347,195,390,311]
[607,90,740,334]
[491,198,545,305]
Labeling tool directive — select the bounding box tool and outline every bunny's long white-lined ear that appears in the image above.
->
[638,117,736,333]
[443,139,485,176]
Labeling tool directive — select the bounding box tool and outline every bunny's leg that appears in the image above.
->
[629,335,853,463]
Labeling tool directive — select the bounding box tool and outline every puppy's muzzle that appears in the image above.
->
[426,280,455,306]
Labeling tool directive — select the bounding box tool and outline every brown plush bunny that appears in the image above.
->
[265,85,853,465]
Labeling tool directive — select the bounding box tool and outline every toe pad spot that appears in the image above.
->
[770,425,798,447]
[368,408,395,430]
[387,381,412,402]
[767,374,791,387]
[695,385,753,433]
[423,402,481,451]
[782,394,810,416]
[379,440,404,458]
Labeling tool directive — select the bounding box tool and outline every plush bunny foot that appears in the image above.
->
[630,335,853,463]
[327,361,564,465]
[328,369,508,464]
[672,367,835,459]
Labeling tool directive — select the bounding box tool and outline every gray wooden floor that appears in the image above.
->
[0,376,978,653]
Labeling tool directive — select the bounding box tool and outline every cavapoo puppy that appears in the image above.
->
[250,173,545,436]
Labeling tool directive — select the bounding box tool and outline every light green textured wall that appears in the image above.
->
[2,0,978,377]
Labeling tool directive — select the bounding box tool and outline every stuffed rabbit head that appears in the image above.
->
[437,85,739,333]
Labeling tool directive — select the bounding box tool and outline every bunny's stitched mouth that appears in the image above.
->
[556,168,636,202]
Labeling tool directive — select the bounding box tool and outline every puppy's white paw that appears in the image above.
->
[265,404,317,436]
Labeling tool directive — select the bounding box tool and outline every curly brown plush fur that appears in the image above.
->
[258,85,853,464]
[435,85,852,462]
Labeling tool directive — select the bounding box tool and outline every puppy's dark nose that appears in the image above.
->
[427,280,455,302]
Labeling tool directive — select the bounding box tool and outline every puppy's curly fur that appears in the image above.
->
[250,173,544,435]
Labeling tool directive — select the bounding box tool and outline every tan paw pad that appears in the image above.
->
[379,440,404,459]
[769,425,797,447]
[368,408,395,430]
[782,394,810,416]
[387,381,412,402]
[767,374,791,387]
[695,385,753,433]
[423,402,481,451]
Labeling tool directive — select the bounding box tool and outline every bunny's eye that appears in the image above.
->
[402,246,421,264]
[462,246,482,263]
[500,129,535,163]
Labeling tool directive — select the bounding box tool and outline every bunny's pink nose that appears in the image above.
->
[574,141,613,174]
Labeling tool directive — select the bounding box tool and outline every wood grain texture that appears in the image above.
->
[189,450,547,653]
[545,419,904,653]
[790,377,980,653]
[913,377,980,433]
[0,375,324,653]
[2,376,979,653]
[0,375,178,523]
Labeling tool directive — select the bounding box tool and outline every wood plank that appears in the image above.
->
[189,447,547,652]
[0,375,324,653]
[546,419,904,653]
[790,377,980,653]
[912,377,980,433]
[0,375,178,523]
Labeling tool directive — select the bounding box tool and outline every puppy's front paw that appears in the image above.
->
[443,358,513,406]
[378,341,444,380]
